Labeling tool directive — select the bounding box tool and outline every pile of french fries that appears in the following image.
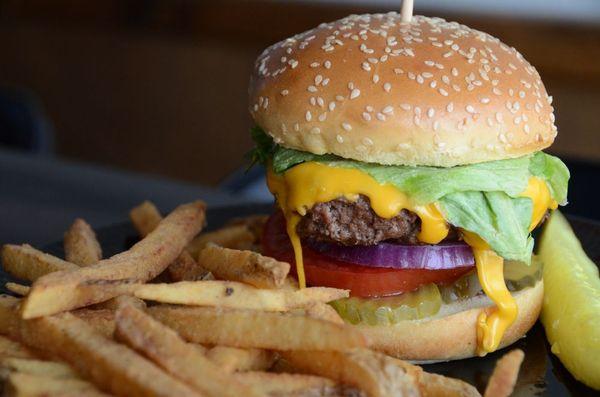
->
[0,200,524,397]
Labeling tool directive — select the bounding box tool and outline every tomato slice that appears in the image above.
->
[262,211,474,298]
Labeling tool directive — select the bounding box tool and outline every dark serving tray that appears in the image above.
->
[1,203,599,396]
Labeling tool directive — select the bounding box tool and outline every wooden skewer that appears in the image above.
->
[401,0,414,23]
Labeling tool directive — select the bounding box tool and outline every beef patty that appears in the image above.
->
[296,195,438,246]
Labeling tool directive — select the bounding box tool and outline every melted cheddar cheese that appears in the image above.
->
[267,161,554,355]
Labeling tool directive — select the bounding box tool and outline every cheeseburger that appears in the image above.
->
[248,12,569,361]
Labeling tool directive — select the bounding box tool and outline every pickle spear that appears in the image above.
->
[538,211,600,390]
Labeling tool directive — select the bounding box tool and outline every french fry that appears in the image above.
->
[197,245,290,289]
[129,201,163,237]
[205,346,276,373]
[64,218,102,266]
[134,280,348,311]
[235,371,337,395]
[166,250,209,282]
[187,225,255,257]
[130,201,208,281]
[71,309,116,339]
[5,372,111,397]
[281,348,420,397]
[226,214,268,242]
[1,357,77,379]
[5,283,30,296]
[484,349,524,397]
[419,372,481,397]
[304,302,345,325]
[92,295,146,311]
[115,302,254,397]
[148,305,368,351]
[0,301,202,397]
[0,335,36,359]
[1,244,79,282]
[22,201,206,319]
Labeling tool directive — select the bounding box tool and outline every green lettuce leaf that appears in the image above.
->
[439,192,534,262]
[529,151,570,205]
[249,127,569,263]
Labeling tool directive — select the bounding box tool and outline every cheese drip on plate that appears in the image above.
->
[267,161,555,354]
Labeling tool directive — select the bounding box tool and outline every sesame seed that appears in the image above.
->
[417,75,424,84]
[433,120,440,131]
[451,67,459,77]
[376,113,386,121]
[382,105,394,114]
[394,68,404,74]
[422,72,433,78]
[348,82,354,90]
[424,60,435,66]
[363,137,374,146]
[329,102,336,111]
[289,60,298,69]
[336,134,344,143]
[350,88,361,99]
[524,124,530,133]
[427,108,435,118]
[466,105,476,114]
[309,97,316,106]
[342,122,352,131]
[310,62,320,68]
[414,107,421,116]
[324,60,332,69]
[383,83,391,92]
[373,74,380,83]
[400,104,411,111]
[335,95,345,101]
[443,51,453,58]
[280,90,289,96]
[315,75,323,85]
[317,97,324,107]
[305,111,312,121]
[310,127,320,134]
[430,80,437,88]
[366,106,374,112]
[447,102,454,112]
[322,78,330,86]
[514,116,522,125]
[480,97,491,104]
[318,113,327,122]
[308,85,317,93]
[439,88,449,96]
[362,112,372,121]
[495,112,503,123]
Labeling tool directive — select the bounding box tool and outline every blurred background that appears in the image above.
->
[1,0,599,244]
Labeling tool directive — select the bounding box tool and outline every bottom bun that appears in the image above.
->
[355,280,543,362]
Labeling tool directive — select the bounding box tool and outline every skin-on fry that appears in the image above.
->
[64,218,102,266]
[4,283,30,296]
[419,372,481,397]
[197,245,290,289]
[134,280,348,311]
[71,309,116,339]
[5,372,112,397]
[484,349,524,397]
[235,371,337,395]
[166,250,209,282]
[1,357,77,379]
[1,244,79,282]
[130,201,208,282]
[21,201,206,319]
[0,335,36,359]
[129,201,163,237]
[281,348,420,397]
[205,346,276,373]
[115,302,255,397]
[226,215,268,243]
[148,305,368,351]
[0,301,202,397]
[92,295,146,311]
[187,225,255,257]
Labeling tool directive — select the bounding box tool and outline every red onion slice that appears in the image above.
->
[307,240,474,270]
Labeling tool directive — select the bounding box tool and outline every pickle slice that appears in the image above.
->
[330,284,442,325]
[539,211,600,390]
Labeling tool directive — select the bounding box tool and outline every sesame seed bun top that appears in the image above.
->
[249,13,557,167]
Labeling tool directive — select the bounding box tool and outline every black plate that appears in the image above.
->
[1,203,599,396]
